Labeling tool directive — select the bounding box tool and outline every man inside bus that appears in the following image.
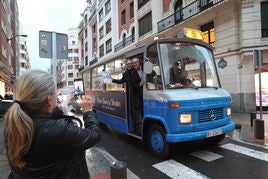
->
[169,61,182,86]
[131,58,144,135]
[111,59,134,130]
[112,59,133,89]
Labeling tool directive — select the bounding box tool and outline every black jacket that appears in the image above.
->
[7,111,101,179]
[112,69,133,92]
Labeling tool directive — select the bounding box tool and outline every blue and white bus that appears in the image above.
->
[81,28,235,157]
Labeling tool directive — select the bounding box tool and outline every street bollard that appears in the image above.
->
[111,161,127,179]
[253,119,264,139]
[250,112,256,127]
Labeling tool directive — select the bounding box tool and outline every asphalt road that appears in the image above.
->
[96,125,268,179]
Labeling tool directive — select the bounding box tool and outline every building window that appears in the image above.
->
[121,10,126,25]
[261,1,268,38]
[105,0,111,15]
[93,24,96,33]
[200,21,215,47]
[85,56,88,66]
[68,81,74,86]
[72,41,75,45]
[138,0,149,9]
[99,44,104,57]
[130,2,134,18]
[85,42,88,52]
[138,12,152,37]
[68,65,73,69]
[74,49,79,53]
[99,26,104,39]
[106,19,111,34]
[84,14,88,23]
[106,38,112,53]
[99,8,104,22]
[68,73,73,78]
[85,28,88,38]
[93,38,97,49]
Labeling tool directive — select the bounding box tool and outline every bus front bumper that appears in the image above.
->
[166,122,235,143]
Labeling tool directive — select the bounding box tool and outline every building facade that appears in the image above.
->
[59,28,81,89]
[79,0,268,113]
[18,36,30,76]
[0,0,20,97]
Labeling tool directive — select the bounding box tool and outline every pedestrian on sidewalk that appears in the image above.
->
[3,69,101,179]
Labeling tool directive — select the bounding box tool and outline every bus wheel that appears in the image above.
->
[147,124,169,158]
[204,134,225,145]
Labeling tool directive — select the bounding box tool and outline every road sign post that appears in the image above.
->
[39,30,68,83]
[253,49,264,139]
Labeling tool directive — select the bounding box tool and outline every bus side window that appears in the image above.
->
[146,44,163,90]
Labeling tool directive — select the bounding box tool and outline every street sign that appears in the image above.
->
[253,49,263,67]
[39,31,52,58]
[39,31,68,59]
[56,33,68,59]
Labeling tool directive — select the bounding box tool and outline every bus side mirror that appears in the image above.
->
[144,61,153,74]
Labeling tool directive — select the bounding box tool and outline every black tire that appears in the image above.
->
[147,124,170,158]
[204,134,225,145]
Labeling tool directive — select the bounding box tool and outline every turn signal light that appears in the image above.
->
[169,103,180,108]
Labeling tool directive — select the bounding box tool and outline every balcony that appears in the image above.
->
[157,0,224,33]
[114,35,134,52]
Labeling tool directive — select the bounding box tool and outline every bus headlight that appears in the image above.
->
[227,107,231,116]
[179,114,192,124]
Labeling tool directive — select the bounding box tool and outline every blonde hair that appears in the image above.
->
[4,69,56,168]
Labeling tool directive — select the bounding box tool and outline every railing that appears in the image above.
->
[114,35,134,52]
[157,0,224,33]
[89,57,98,66]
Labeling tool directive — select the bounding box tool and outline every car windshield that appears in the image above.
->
[159,42,220,89]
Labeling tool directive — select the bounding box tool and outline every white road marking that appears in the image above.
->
[190,150,223,162]
[220,143,268,162]
[152,159,209,179]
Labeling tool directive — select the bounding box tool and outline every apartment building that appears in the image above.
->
[79,0,268,113]
[0,0,20,97]
[18,36,30,76]
[60,28,81,89]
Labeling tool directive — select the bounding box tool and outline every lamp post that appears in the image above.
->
[7,34,28,42]
[6,34,28,88]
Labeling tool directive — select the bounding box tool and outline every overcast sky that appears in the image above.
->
[17,0,87,71]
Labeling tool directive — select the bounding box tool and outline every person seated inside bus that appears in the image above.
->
[169,61,183,85]
[173,71,192,87]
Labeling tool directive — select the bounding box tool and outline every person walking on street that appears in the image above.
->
[4,69,101,179]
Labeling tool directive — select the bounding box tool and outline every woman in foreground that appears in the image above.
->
[4,69,101,179]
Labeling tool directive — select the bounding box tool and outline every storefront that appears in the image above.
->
[255,63,268,111]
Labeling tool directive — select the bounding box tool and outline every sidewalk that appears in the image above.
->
[1,113,268,179]
[231,112,268,146]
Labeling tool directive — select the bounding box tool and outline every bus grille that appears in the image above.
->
[198,108,223,123]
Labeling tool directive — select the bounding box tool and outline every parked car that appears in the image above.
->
[0,99,13,117]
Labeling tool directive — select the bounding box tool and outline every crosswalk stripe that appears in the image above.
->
[190,150,223,162]
[152,159,209,179]
[220,143,268,162]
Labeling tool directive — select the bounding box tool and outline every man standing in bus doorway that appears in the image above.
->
[111,59,134,131]
[131,58,144,135]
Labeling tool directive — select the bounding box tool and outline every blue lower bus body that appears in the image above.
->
[165,121,235,143]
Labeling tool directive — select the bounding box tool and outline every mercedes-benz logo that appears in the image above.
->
[209,109,216,120]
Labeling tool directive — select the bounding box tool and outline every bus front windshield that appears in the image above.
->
[159,42,220,89]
